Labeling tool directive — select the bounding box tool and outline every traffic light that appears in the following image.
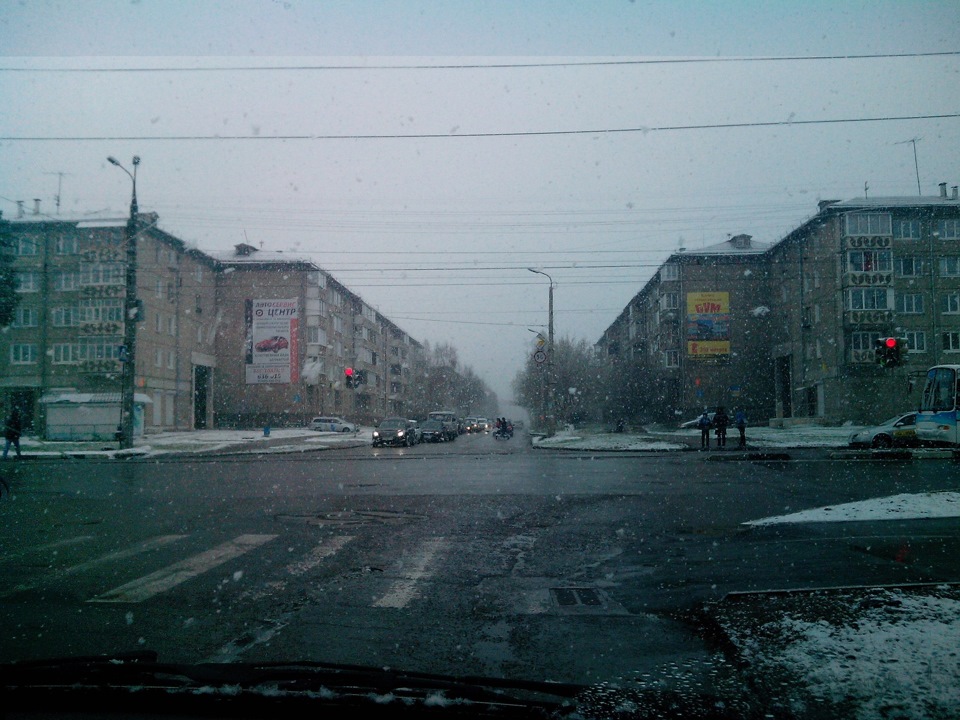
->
[344,367,355,388]
[875,337,905,367]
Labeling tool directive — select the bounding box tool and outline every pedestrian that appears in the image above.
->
[3,407,23,460]
[697,409,712,450]
[735,408,747,449]
[713,406,730,449]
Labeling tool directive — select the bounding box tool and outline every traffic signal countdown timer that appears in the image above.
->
[874,337,906,367]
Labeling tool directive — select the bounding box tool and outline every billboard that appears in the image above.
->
[686,291,730,357]
[245,298,299,384]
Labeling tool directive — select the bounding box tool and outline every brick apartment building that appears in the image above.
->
[1,207,422,439]
[599,185,960,426]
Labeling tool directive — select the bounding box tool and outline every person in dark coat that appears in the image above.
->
[3,407,23,460]
[713,406,730,449]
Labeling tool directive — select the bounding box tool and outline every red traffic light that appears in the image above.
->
[884,337,897,348]
[344,367,354,376]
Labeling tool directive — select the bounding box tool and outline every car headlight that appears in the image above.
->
[373,431,380,438]
[397,430,405,437]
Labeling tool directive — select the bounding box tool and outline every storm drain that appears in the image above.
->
[551,587,604,607]
[275,510,427,527]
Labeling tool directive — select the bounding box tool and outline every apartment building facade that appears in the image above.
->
[2,212,423,437]
[599,186,960,426]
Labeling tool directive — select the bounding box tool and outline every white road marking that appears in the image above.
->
[0,535,187,598]
[373,537,446,609]
[0,535,94,566]
[88,534,276,603]
[285,534,354,576]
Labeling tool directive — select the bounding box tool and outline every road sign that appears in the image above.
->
[535,334,546,349]
[534,350,547,364]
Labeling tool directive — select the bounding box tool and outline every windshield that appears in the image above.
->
[2,4,960,720]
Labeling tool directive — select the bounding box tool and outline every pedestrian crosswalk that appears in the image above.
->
[1,531,449,611]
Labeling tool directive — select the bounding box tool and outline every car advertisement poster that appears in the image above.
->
[245,298,299,384]
[686,291,730,357]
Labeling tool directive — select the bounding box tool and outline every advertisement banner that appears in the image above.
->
[245,298,299,384]
[686,291,730,357]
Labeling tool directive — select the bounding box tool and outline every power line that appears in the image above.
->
[4,112,958,143]
[4,51,958,72]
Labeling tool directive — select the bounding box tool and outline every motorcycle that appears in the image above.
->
[493,423,514,440]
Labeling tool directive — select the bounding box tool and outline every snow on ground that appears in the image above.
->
[745,491,960,526]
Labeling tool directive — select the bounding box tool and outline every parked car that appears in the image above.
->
[419,419,447,443]
[254,335,289,353]
[372,417,417,447]
[679,412,715,429]
[848,412,919,448]
[308,416,357,433]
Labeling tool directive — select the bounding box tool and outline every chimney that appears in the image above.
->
[953,186,958,200]
[16,200,24,218]
[940,182,948,198]
[33,198,41,215]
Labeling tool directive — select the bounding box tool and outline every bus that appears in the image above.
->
[917,364,960,447]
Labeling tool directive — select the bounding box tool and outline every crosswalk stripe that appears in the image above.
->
[285,535,355,576]
[373,537,446,609]
[0,535,94,566]
[0,535,187,599]
[88,534,277,604]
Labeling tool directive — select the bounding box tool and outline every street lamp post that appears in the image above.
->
[108,155,140,450]
[528,268,555,436]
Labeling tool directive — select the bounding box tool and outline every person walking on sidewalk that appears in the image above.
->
[713,406,730,449]
[3,407,23,460]
[697,410,712,450]
[735,408,747,449]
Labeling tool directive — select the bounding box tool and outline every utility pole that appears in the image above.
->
[108,156,140,449]
[528,268,555,436]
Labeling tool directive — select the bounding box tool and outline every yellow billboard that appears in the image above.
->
[686,292,730,356]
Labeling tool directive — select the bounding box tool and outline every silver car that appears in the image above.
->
[848,412,919,449]
[308,416,358,433]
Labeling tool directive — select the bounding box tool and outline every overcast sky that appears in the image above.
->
[2,1,959,406]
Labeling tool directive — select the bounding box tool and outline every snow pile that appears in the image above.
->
[721,587,960,719]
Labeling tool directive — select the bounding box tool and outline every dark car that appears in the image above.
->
[254,335,289,353]
[848,412,919,448]
[418,419,447,443]
[372,417,417,447]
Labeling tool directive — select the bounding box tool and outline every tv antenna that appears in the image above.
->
[43,171,73,214]
[894,137,922,195]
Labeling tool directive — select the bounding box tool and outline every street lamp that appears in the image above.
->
[108,155,140,449]
[527,268,555,436]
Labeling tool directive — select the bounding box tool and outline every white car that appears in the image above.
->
[308,416,358,433]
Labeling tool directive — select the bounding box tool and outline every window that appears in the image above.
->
[167,350,175,369]
[55,235,79,255]
[78,299,123,323]
[52,343,79,364]
[938,219,960,240]
[905,331,926,353]
[11,343,38,364]
[11,306,39,327]
[77,337,121,361]
[845,212,891,236]
[79,263,124,286]
[895,256,925,276]
[660,263,679,281]
[943,293,960,314]
[333,315,343,334]
[155,349,163,367]
[155,313,163,333]
[307,326,328,345]
[54,271,79,291]
[194,266,204,283]
[168,317,176,335]
[939,257,960,277]
[14,236,38,256]
[850,331,881,351]
[847,288,889,310]
[893,219,921,239]
[664,349,680,367]
[944,331,960,352]
[52,306,78,326]
[847,249,891,272]
[896,293,924,314]
[156,278,163,298]
[15,271,40,293]
[661,292,679,310]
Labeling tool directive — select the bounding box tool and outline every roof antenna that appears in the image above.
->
[864,181,869,199]
[895,137,922,195]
